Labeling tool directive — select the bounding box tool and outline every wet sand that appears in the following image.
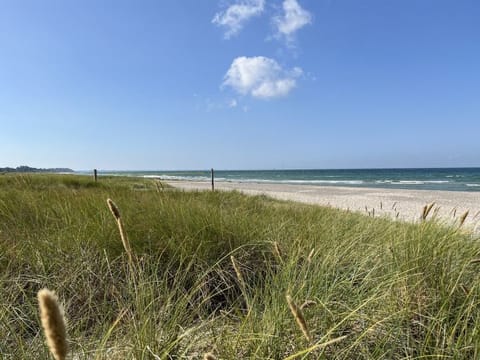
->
[166,180,480,231]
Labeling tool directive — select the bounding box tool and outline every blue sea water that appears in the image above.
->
[85,168,480,192]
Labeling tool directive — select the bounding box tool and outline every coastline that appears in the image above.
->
[166,180,480,231]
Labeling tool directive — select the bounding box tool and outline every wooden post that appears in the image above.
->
[94,169,98,182]
[211,168,214,191]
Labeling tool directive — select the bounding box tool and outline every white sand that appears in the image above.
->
[166,180,480,232]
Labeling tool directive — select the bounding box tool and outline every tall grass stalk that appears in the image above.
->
[107,198,134,266]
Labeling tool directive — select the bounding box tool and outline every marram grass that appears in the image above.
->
[1,174,480,359]
[107,198,134,266]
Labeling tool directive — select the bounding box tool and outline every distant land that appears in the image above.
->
[0,166,74,173]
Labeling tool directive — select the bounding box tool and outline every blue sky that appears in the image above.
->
[1,0,479,170]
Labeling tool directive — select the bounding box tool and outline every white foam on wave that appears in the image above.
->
[143,174,476,189]
[146,175,365,186]
[375,180,450,185]
[284,180,365,185]
[224,179,365,185]
[143,174,220,182]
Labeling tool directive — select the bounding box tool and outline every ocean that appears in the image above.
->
[85,168,480,192]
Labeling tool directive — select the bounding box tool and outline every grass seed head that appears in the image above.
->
[38,289,68,360]
[425,202,435,219]
[421,205,428,221]
[107,198,121,220]
[286,294,312,342]
[107,198,133,265]
[204,352,217,360]
[459,210,469,227]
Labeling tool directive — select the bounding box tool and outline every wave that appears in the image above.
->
[144,174,365,185]
[143,174,219,181]
[117,173,479,191]
[234,179,365,185]
[375,180,450,185]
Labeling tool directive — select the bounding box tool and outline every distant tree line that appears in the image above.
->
[0,166,74,173]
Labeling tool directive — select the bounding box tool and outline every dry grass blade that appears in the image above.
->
[425,202,435,218]
[300,300,316,310]
[420,205,428,221]
[286,294,312,342]
[307,248,315,263]
[37,289,68,360]
[273,241,283,263]
[283,335,348,360]
[420,203,435,221]
[230,255,246,290]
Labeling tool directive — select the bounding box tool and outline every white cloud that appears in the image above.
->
[273,0,312,40]
[228,99,238,107]
[223,56,302,99]
[212,0,265,39]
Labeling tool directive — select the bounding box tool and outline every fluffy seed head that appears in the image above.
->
[38,289,68,360]
[204,353,217,360]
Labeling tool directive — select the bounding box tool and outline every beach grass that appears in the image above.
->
[1,173,479,359]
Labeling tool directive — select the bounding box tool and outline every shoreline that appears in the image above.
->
[166,180,480,231]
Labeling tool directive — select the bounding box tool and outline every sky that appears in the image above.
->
[1,0,479,170]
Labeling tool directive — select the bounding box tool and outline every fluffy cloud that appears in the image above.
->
[273,0,312,39]
[212,0,265,39]
[223,56,302,99]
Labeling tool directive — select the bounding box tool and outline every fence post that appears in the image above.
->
[94,169,98,182]
[211,168,214,191]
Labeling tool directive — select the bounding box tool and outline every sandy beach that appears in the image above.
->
[166,180,480,231]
